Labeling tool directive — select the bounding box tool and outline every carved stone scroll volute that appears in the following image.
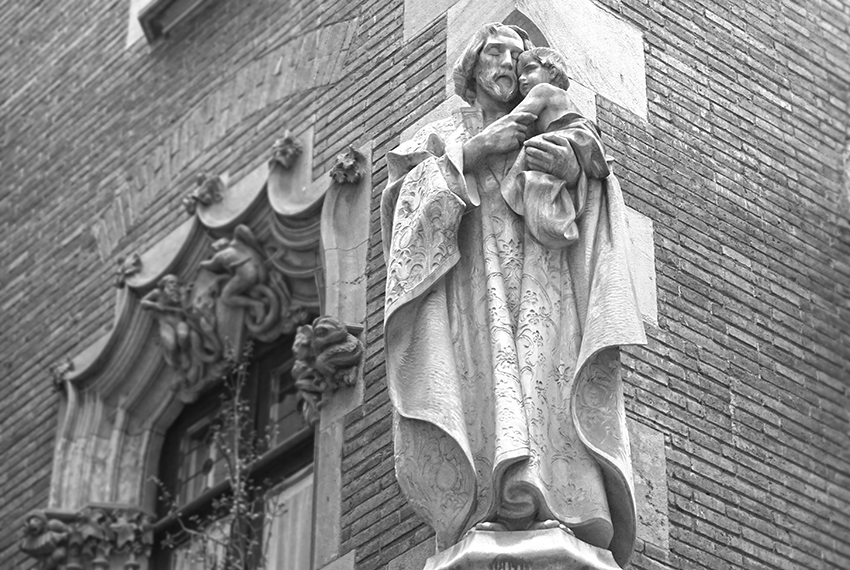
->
[292,316,364,426]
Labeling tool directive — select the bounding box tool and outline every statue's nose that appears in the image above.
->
[500,51,514,69]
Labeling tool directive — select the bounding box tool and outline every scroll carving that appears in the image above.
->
[292,316,364,425]
[270,130,303,170]
[19,509,153,570]
[182,173,225,215]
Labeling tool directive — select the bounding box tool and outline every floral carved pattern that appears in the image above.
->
[20,509,153,570]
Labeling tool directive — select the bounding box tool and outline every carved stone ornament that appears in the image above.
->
[329,146,364,184]
[49,358,75,392]
[381,21,648,569]
[182,172,225,215]
[20,507,153,570]
[44,123,373,563]
[291,316,364,426]
[140,273,225,398]
[269,130,303,170]
[113,253,142,289]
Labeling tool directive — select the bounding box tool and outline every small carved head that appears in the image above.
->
[23,513,47,536]
[517,47,570,95]
[159,275,182,305]
[270,131,303,170]
[183,173,224,215]
[293,325,315,361]
[329,147,364,184]
[114,253,142,289]
[452,23,533,105]
[310,316,349,352]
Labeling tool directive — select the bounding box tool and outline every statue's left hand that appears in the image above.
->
[524,134,580,186]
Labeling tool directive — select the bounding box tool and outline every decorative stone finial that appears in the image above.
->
[270,130,303,170]
[292,316,364,426]
[113,252,142,289]
[182,173,225,215]
[329,146,364,184]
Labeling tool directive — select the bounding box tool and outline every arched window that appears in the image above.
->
[152,339,315,570]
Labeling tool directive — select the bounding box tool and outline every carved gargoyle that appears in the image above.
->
[270,130,303,170]
[292,316,364,425]
[329,146,364,184]
[19,513,69,570]
[113,252,142,289]
[200,225,279,335]
[183,173,225,215]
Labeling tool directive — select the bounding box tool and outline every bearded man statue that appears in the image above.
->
[381,22,647,568]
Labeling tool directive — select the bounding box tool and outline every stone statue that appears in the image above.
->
[141,274,222,385]
[200,224,279,334]
[141,274,196,371]
[19,513,69,570]
[381,23,646,567]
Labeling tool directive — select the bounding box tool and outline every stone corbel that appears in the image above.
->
[291,316,364,426]
[20,506,153,570]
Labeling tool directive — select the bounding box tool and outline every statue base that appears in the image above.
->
[423,529,621,570]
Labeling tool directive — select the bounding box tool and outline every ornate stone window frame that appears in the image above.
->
[26,129,373,570]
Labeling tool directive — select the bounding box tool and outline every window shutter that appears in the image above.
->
[265,471,314,570]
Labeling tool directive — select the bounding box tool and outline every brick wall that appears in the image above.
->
[1,1,848,570]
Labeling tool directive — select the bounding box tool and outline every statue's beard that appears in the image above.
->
[476,68,518,104]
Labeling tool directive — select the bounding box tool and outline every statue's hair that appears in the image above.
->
[452,23,534,105]
[519,47,571,91]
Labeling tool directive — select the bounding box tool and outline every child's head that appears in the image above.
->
[517,47,571,97]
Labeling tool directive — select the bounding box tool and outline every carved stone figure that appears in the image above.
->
[382,23,646,567]
[141,274,222,386]
[183,172,225,215]
[270,130,303,169]
[329,146,364,184]
[141,275,195,371]
[200,224,279,334]
[114,252,142,289]
[19,513,69,570]
[292,315,364,425]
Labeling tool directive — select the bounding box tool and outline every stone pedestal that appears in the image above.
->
[423,529,621,570]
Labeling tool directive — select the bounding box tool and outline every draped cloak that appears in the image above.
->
[381,107,646,567]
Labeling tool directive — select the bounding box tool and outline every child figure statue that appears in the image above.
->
[503,47,609,248]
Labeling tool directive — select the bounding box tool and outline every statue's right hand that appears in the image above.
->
[463,111,537,171]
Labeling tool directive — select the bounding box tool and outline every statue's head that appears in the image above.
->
[24,513,46,535]
[517,47,570,97]
[293,324,315,360]
[159,275,181,304]
[452,23,534,106]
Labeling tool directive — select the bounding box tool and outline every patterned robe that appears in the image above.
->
[381,106,646,567]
